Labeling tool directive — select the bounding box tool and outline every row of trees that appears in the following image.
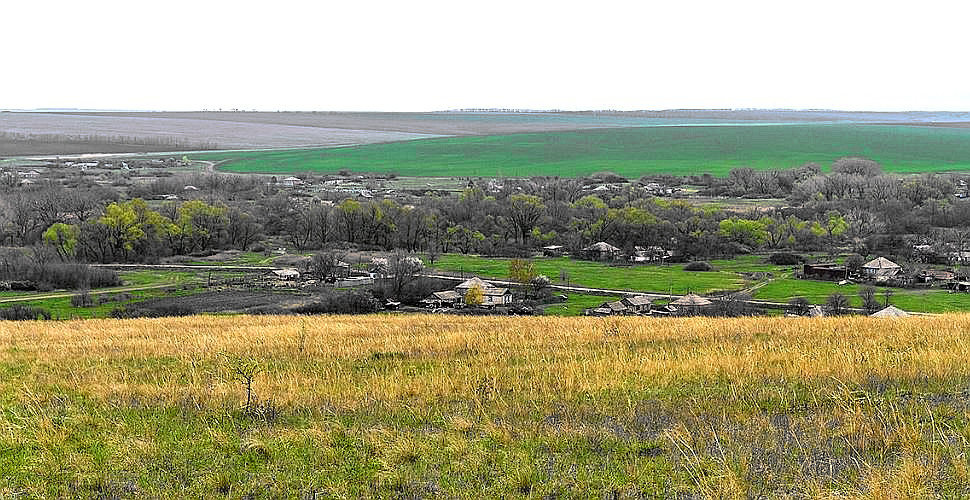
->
[2,158,969,264]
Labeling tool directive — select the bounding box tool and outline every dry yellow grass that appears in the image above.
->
[3,314,969,409]
[2,314,970,496]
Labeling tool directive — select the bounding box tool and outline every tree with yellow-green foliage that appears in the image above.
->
[98,199,175,262]
[42,222,79,261]
[508,258,537,284]
[464,284,484,307]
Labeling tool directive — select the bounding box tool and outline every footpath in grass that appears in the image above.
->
[206,124,970,177]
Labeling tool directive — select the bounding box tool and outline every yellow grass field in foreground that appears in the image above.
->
[2,314,969,497]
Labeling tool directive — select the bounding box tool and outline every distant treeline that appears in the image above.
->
[0,131,218,150]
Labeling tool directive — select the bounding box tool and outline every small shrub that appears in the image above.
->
[787,297,810,316]
[292,290,380,314]
[768,252,804,265]
[71,291,95,308]
[0,305,52,320]
[684,261,714,272]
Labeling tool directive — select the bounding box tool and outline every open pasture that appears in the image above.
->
[2,314,969,496]
[208,124,970,177]
[432,254,970,313]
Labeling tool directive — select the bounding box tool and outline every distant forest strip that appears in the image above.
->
[207,124,970,177]
[0,131,218,154]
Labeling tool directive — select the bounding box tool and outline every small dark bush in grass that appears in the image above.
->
[0,251,122,290]
[787,296,810,316]
[683,261,714,272]
[6,281,36,291]
[768,252,804,265]
[109,303,196,318]
[292,290,380,314]
[0,305,52,320]
[825,293,850,316]
[71,291,94,308]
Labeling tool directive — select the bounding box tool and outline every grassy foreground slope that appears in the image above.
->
[209,124,970,177]
[2,315,970,497]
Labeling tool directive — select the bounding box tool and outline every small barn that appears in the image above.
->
[803,263,847,281]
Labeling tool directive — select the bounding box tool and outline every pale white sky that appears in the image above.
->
[6,0,970,111]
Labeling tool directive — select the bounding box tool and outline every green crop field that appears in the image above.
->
[202,124,970,177]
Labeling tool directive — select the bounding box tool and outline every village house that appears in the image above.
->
[280,176,304,187]
[861,257,902,278]
[870,305,910,317]
[582,241,622,261]
[585,295,655,316]
[621,295,654,314]
[669,294,714,316]
[426,276,514,309]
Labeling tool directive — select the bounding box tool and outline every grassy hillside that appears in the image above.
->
[2,314,969,496]
[207,124,970,177]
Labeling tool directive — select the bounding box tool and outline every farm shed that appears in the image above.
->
[802,263,847,281]
[919,269,955,282]
[422,290,462,308]
[542,245,565,257]
[271,268,300,280]
[862,257,901,278]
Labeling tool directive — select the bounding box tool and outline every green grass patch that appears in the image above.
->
[202,124,970,177]
[542,293,621,316]
[120,270,199,286]
[432,254,746,295]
